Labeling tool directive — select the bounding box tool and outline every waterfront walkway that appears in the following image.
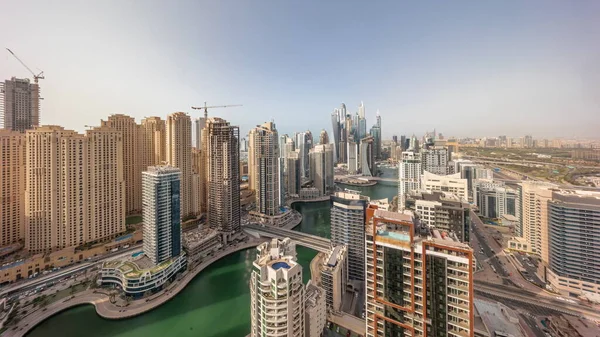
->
[5,240,266,337]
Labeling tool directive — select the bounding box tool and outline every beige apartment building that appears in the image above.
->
[25,126,125,253]
[101,114,142,214]
[191,148,204,215]
[166,112,194,219]
[140,116,166,169]
[519,181,556,262]
[0,130,26,246]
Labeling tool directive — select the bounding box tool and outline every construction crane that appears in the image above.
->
[6,48,45,83]
[191,102,242,119]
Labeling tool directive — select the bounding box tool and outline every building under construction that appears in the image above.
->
[203,117,241,236]
[1,77,40,132]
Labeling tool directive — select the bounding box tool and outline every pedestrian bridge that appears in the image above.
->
[243,224,331,252]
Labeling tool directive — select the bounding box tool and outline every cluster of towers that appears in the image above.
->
[331,102,381,175]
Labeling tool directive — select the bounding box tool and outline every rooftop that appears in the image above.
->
[182,226,220,249]
[474,299,525,337]
[103,253,179,279]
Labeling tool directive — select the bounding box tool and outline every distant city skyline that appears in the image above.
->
[2,1,599,138]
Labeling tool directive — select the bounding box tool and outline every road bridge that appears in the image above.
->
[334,175,397,183]
[243,224,331,252]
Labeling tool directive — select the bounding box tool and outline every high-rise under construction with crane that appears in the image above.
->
[1,77,40,132]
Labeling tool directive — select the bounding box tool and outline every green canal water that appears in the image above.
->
[27,170,397,337]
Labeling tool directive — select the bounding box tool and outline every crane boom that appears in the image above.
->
[6,48,45,83]
[191,102,242,119]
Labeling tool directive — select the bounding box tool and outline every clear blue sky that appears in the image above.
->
[1,1,599,139]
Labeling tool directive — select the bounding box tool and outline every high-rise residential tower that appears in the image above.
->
[194,117,206,150]
[140,117,166,170]
[0,130,26,245]
[319,129,329,145]
[1,77,40,132]
[330,191,369,281]
[421,147,448,175]
[166,112,193,219]
[25,126,125,253]
[519,181,556,262]
[547,189,600,296]
[309,144,334,196]
[142,166,182,265]
[286,151,301,196]
[204,117,240,233]
[248,121,281,216]
[365,209,474,337]
[398,151,422,211]
[101,114,142,214]
[250,238,305,337]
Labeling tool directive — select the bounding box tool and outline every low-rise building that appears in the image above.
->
[182,226,222,259]
[546,315,600,337]
[320,245,347,313]
[99,254,187,297]
[299,187,321,199]
[305,281,326,337]
[473,298,526,337]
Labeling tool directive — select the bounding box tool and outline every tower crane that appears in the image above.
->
[191,102,242,119]
[6,48,45,84]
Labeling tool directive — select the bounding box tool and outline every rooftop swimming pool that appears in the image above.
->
[271,262,291,270]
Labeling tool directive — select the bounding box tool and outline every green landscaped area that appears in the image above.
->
[126,215,143,225]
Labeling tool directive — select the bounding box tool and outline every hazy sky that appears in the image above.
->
[1,1,599,139]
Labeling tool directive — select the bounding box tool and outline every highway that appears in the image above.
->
[0,245,142,298]
[475,281,600,321]
[243,224,331,252]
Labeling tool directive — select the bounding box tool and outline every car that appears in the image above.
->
[327,322,331,329]
[336,327,340,333]
[347,331,351,337]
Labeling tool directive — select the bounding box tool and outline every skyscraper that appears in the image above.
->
[194,117,206,150]
[296,132,309,178]
[140,117,166,170]
[369,125,381,160]
[0,130,26,246]
[101,114,142,214]
[347,140,358,174]
[166,112,193,219]
[142,166,182,265]
[25,126,125,253]
[519,181,556,262]
[204,117,240,234]
[248,121,281,216]
[358,101,367,140]
[331,103,347,164]
[286,151,301,196]
[398,151,422,211]
[309,144,334,196]
[319,129,329,145]
[547,189,600,297]
[250,238,305,337]
[365,209,474,337]
[360,136,375,176]
[330,191,369,281]
[1,77,40,132]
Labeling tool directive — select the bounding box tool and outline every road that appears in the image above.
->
[0,245,142,298]
[470,210,515,286]
[475,282,600,321]
[5,240,266,337]
[243,223,331,252]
